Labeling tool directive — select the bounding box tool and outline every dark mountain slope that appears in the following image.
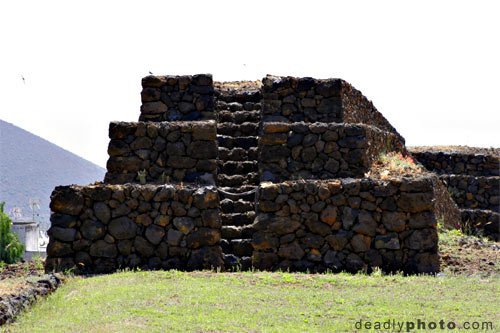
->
[0,120,105,230]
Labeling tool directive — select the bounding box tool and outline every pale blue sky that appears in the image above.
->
[1,0,499,167]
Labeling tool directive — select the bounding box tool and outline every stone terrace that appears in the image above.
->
[410,146,499,241]
[45,74,468,274]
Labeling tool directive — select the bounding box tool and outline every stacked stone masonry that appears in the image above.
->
[261,75,405,144]
[105,121,217,185]
[441,175,499,211]
[259,122,404,182]
[46,184,223,273]
[45,73,471,275]
[411,150,499,177]
[140,74,214,122]
[411,149,499,241]
[253,177,440,274]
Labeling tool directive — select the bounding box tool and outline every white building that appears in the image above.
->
[11,219,47,260]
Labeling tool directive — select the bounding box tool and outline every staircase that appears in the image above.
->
[215,83,262,269]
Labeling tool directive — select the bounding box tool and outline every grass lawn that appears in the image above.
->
[4,270,499,332]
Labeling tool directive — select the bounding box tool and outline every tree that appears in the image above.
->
[0,202,24,263]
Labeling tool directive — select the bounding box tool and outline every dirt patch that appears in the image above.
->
[214,80,262,92]
[0,280,29,297]
[439,231,500,276]
[0,261,44,281]
[0,261,46,297]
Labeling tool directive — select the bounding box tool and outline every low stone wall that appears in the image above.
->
[252,177,440,274]
[411,151,499,177]
[46,184,223,273]
[104,121,217,185]
[140,74,214,122]
[259,122,403,182]
[0,274,62,325]
[441,175,499,211]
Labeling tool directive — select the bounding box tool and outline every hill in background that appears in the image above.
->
[0,120,105,231]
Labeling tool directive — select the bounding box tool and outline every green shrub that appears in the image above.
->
[0,202,24,263]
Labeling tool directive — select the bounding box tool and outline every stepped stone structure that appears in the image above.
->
[410,147,499,241]
[46,74,466,274]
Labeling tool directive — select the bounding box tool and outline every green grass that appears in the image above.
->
[4,271,499,332]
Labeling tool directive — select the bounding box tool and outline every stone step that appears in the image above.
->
[221,225,242,239]
[217,173,259,187]
[217,101,244,111]
[221,212,256,226]
[215,90,262,104]
[218,185,257,203]
[219,238,253,258]
[217,122,260,136]
[220,198,254,214]
[218,185,257,201]
[223,254,252,271]
[460,208,499,241]
[217,110,261,124]
[221,225,256,239]
[218,161,259,174]
[218,147,259,162]
[230,239,254,257]
[217,135,259,150]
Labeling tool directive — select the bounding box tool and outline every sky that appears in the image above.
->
[1,0,499,168]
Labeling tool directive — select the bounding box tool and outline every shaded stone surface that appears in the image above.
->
[90,240,117,258]
[108,217,137,240]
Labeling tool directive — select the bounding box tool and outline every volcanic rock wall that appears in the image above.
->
[46,73,454,275]
[261,75,405,144]
[46,184,223,273]
[411,148,499,240]
[252,177,440,274]
[441,175,499,211]
[261,76,343,123]
[139,74,215,122]
[259,122,403,182]
[105,121,217,185]
[411,150,499,177]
